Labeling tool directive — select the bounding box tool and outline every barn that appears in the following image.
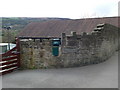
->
[19,16,119,38]
[18,16,120,69]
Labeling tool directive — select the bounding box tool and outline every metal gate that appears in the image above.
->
[0,39,20,75]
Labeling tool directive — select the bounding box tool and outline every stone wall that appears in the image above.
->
[61,24,119,67]
[19,23,120,69]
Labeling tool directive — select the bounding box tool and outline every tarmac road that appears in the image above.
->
[2,51,118,88]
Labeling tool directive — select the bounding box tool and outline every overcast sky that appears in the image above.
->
[0,0,119,19]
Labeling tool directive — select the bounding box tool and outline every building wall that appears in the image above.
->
[19,23,120,69]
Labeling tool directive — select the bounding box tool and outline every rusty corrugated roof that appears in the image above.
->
[19,16,120,38]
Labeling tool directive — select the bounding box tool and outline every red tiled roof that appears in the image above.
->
[19,16,119,38]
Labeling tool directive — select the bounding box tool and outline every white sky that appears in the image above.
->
[0,0,119,19]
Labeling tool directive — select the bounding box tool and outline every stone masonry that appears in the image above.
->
[19,23,120,69]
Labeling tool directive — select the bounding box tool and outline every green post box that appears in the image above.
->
[52,46,59,56]
[52,39,61,56]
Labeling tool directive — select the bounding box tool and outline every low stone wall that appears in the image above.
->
[19,23,120,69]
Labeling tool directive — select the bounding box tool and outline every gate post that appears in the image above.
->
[16,38,20,68]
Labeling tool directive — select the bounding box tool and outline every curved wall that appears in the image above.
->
[20,24,120,69]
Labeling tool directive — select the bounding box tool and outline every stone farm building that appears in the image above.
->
[18,16,120,69]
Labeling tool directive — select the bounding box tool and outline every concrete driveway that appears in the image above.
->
[2,52,118,88]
